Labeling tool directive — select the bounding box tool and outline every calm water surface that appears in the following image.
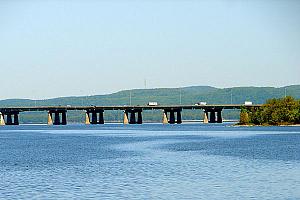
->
[0,124,300,199]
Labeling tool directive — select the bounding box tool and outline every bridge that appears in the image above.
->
[0,104,261,125]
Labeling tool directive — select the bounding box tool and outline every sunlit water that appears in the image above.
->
[1,124,300,199]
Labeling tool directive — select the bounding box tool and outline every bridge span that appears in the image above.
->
[0,104,261,125]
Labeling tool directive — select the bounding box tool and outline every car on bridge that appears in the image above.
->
[195,102,207,106]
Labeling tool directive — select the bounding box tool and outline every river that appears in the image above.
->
[0,124,299,199]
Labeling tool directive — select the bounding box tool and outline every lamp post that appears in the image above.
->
[230,89,233,104]
[284,87,287,98]
[179,88,182,105]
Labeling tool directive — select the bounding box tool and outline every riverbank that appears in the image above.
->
[234,123,300,127]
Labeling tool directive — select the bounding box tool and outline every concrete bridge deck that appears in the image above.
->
[0,104,261,112]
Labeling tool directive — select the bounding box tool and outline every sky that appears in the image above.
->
[0,0,299,99]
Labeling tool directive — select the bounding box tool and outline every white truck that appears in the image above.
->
[244,101,253,105]
[195,102,207,105]
[148,102,158,106]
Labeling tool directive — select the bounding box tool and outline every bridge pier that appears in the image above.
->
[137,111,143,124]
[177,110,182,124]
[123,109,143,124]
[0,112,5,125]
[48,110,67,125]
[204,109,223,123]
[48,112,53,125]
[162,109,182,124]
[85,112,90,125]
[13,113,19,125]
[123,111,129,124]
[209,111,216,123]
[85,110,104,124]
[129,110,136,124]
[203,110,209,123]
[217,110,223,123]
[91,112,97,124]
[7,114,13,125]
[162,111,168,124]
[169,111,175,124]
[0,111,19,125]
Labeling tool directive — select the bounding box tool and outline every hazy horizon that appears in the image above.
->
[1,0,299,99]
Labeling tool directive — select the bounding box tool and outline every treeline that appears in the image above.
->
[240,96,300,125]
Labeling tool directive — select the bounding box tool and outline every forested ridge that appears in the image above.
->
[1,85,299,123]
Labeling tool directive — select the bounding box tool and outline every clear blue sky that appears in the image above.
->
[1,0,299,99]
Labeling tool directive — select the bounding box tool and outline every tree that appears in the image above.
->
[239,106,250,124]
[242,96,300,125]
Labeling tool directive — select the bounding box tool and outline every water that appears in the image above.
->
[0,124,300,199]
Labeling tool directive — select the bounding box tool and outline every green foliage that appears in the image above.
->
[244,96,300,125]
[239,106,249,124]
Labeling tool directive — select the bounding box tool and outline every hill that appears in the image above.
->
[0,85,299,123]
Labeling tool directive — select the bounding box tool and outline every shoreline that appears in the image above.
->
[233,124,300,127]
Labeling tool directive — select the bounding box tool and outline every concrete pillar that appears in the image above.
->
[6,114,12,125]
[177,111,182,124]
[162,111,168,124]
[48,112,53,125]
[209,111,216,123]
[54,112,60,125]
[217,110,222,123]
[61,111,67,125]
[137,111,142,124]
[129,111,136,124]
[169,111,175,124]
[123,111,129,124]
[85,112,91,125]
[91,111,97,124]
[99,111,104,124]
[0,112,5,125]
[13,113,19,125]
[203,110,209,124]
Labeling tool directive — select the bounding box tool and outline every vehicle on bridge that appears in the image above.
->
[195,102,207,106]
[148,102,158,106]
[244,101,253,105]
